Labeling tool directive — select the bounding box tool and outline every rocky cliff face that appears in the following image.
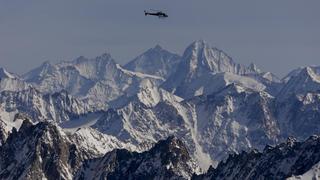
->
[0,118,199,180]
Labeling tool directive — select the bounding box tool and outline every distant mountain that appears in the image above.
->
[23,53,164,109]
[125,45,181,78]
[194,136,320,180]
[278,66,320,101]
[0,67,30,92]
[162,40,270,99]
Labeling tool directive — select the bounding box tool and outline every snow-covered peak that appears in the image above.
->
[181,40,260,76]
[162,40,263,98]
[277,66,320,100]
[72,53,117,80]
[152,44,164,51]
[283,66,320,82]
[0,67,15,79]
[124,44,181,78]
[304,66,320,82]
[187,40,209,51]
[23,61,57,81]
[23,52,165,108]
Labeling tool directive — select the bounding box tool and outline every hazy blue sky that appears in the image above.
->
[0,0,319,77]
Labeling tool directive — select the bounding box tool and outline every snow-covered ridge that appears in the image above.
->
[162,40,270,99]
[22,53,164,108]
[124,45,182,78]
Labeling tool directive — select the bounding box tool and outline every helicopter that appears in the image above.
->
[144,9,168,18]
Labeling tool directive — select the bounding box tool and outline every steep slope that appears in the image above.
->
[0,120,86,180]
[23,53,164,109]
[0,120,8,146]
[0,87,93,124]
[124,45,181,78]
[162,40,263,99]
[276,92,320,139]
[76,136,200,180]
[194,136,320,180]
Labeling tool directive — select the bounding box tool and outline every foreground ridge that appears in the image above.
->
[193,136,320,180]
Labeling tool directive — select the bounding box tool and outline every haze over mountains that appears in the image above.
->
[1,40,320,179]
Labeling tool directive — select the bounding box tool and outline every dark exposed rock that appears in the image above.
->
[193,136,320,180]
[0,121,86,180]
[76,136,199,180]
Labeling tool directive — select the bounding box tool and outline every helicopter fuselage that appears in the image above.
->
[144,11,168,18]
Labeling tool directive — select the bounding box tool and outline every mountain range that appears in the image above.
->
[1,40,320,179]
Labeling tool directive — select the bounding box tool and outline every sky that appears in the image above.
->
[0,0,319,77]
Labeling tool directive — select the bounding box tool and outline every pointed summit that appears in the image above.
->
[124,45,181,78]
[153,44,164,51]
[23,61,57,80]
[181,40,260,76]
[162,40,261,98]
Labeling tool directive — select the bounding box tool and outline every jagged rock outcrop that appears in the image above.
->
[193,136,320,180]
[0,120,86,180]
[76,136,200,180]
